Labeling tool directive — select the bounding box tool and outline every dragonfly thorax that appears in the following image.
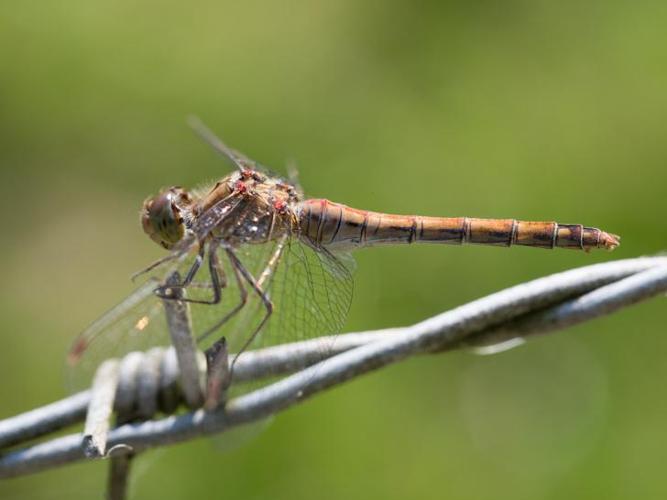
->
[142,170,303,250]
[198,170,302,246]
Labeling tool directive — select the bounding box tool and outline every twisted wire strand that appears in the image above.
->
[0,256,665,479]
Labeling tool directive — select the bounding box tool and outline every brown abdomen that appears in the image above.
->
[297,199,620,252]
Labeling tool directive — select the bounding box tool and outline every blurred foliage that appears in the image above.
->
[1,1,666,499]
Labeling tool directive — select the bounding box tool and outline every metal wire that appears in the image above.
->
[0,256,665,479]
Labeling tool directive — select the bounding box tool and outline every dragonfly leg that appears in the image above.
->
[224,248,275,369]
[198,252,248,343]
[182,244,207,286]
[131,253,179,282]
[155,244,204,298]
[225,236,288,370]
[156,241,226,305]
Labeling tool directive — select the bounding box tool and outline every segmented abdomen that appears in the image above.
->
[297,199,620,252]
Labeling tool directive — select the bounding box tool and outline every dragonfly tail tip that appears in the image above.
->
[601,231,621,251]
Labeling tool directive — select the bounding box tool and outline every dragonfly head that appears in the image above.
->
[141,187,194,249]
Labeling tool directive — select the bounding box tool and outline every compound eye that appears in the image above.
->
[140,188,187,249]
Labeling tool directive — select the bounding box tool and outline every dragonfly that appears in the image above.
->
[67,119,620,404]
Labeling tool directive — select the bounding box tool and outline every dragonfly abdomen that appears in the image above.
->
[298,199,619,251]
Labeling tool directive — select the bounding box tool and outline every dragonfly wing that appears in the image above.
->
[267,242,354,349]
[192,239,354,394]
[67,235,354,396]
[187,116,261,172]
[66,280,168,392]
[66,245,202,393]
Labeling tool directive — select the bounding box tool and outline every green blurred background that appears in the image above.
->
[1,1,666,498]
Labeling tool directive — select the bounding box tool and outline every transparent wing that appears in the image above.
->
[188,116,263,173]
[66,246,200,392]
[187,117,290,184]
[186,238,355,394]
[265,241,354,353]
[67,237,355,397]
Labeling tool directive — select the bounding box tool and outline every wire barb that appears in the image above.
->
[82,360,120,458]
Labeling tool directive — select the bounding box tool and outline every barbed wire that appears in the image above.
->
[0,256,666,481]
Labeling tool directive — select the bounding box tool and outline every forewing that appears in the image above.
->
[67,236,354,396]
[66,246,200,393]
[188,116,263,173]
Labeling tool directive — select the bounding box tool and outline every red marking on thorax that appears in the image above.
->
[273,199,286,211]
[235,181,247,193]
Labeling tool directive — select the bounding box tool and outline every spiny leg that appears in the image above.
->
[203,238,286,398]
[156,241,226,305]
[226,238,287,371]
[224,250,273,372]
[197,252,248,400]
[131,253,179,282]
[182,244,207,286]
[153,243,204,299]
[199,249,252,398]
[198,252,248,344]
[131,234,198,282]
